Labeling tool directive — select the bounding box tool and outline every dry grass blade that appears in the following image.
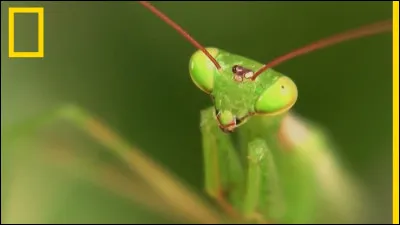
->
[42,144,191,223]
[3,105,226,224]
[84,118,224,224]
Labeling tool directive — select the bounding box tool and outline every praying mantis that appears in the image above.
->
[2,1,393,224]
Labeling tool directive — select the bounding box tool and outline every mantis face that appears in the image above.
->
[189,48,298,133]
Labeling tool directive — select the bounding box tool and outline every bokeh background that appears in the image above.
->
[1,1,393,223]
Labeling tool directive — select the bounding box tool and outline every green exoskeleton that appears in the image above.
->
[3,2,392,224]
[191,47,356,223]
[139,1,392,223]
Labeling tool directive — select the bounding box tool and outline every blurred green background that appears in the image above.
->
[1,1,393,224]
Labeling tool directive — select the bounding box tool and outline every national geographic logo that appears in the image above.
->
[8,7,44,58]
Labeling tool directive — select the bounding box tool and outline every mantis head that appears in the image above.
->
[189,48,298,133]
[139,1,392,132]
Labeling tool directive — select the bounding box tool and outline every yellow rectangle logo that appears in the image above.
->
[8,7,44,58]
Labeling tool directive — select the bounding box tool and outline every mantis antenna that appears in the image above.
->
[252,19,392,79]
[139,1,222,70]
[139,1,392,79]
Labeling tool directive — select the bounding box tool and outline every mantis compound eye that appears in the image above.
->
[255,76,298,114]
[189,48,220,94]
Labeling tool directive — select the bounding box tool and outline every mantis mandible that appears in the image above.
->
[3,2,392,224]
